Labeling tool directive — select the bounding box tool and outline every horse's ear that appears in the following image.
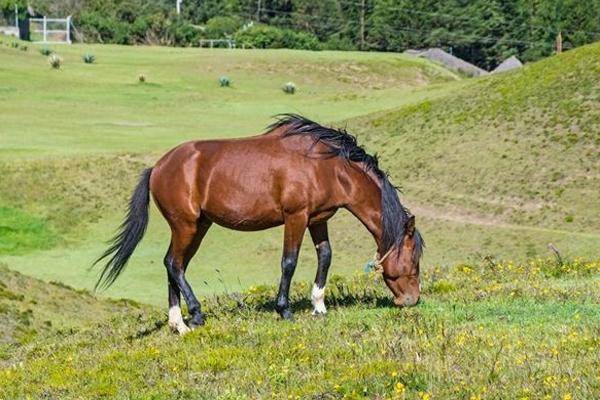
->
[406,215,415,237]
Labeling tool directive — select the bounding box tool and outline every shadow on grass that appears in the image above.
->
[202,288,397,317]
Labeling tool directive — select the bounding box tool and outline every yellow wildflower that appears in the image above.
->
[395,382,405,394]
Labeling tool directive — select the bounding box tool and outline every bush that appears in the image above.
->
[322,35,357,51]
[219,76,230,87]
[19,45,27,51]
[48,54,62,69]
[79,11,131,45]
[234,25,320,50]
[10,41,18,48]
[39,47,53,56]
[168,20,201,46]
[82,54,96,64]
[281,29,321,50]
[282,82,296,94]
[204,16,242,39]
[138,74,146,83]
[234,24,283,49]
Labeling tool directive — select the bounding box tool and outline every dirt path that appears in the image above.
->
[410,204,600,239]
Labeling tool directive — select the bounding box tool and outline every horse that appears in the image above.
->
[94,114,423,334]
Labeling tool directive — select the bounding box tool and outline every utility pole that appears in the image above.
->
[176,0,182,15]
[359,0,365,50]
[556,30,562,54]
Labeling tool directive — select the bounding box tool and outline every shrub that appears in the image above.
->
[39,47,53,56]
[204,16,242,39]
[79,11,131,45]
[10,41,18,48]
[322,35,357,51]
[282,82,296,94]
[138,74,146,83]
[48,54,62,69]
[234,24,320,50]
[19,45,27,51]
[281,29,321,50]
[219,76,230,87]
[168,20,201,46]
[234,24,283,49]
[82,54,96,64]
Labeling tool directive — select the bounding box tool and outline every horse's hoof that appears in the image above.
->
[312,309,327,316]
[279,309,294,321]
[176,323,192,335]
[188,313,205,329]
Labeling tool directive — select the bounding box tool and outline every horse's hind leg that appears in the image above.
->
[164,216,212,333]
[309,222,332,315]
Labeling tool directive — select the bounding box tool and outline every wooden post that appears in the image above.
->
[256,0,261,22]
[556,30,562,54]
[43,16,47,42]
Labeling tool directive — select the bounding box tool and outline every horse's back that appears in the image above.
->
[151,133,344,230]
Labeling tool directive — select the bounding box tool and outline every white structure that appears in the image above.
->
[406,48,489,77]
[199,39,236,48]
[492,56,523,74]
[29,16,71,44]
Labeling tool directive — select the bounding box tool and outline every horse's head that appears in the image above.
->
[380,215,422,307]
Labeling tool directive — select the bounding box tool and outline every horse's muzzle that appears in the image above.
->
[394,295,420,307]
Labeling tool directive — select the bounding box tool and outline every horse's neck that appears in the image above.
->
[342,168,384,249]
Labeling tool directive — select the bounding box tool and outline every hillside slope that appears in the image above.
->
[0,39,457,158]
[348,42,600,262]
[0,39,598,305]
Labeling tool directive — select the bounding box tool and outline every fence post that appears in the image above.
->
[14,4,18,29]
[43,16,47,42]
[66,15,71,43]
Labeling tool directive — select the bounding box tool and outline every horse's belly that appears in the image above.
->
[201,189,284,231]
[203,208,283,231]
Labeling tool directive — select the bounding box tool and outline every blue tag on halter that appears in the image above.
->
[363,260,376,273]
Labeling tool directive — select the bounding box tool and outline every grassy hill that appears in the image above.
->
[346,42,600,266]
[0,38,460,303]
[0,37,598,306]
[1,259,598,398]
[0,37,598,399]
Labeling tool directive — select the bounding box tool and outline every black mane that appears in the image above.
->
[267,114,423,259]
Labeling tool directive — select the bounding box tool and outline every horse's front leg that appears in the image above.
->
[275,212,308,320]
[309,222,332,315]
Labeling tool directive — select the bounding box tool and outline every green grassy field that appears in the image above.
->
[0,35,598,399]
[1,258,598,398]
[0,37,467,304]
[1,38,598,306]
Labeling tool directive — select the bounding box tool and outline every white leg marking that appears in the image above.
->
[169,306,191,335]
[311,283,327,315]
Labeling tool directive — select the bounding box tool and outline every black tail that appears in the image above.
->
[93,168,153,290]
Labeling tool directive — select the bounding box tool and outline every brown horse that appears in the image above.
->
[95,114,423,334]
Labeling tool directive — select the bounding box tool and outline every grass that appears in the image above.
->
[0,40,457,158]
[0,37,598,398]
[0,258,597,398]
[0,36,598,306]
[0,38,462,303]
